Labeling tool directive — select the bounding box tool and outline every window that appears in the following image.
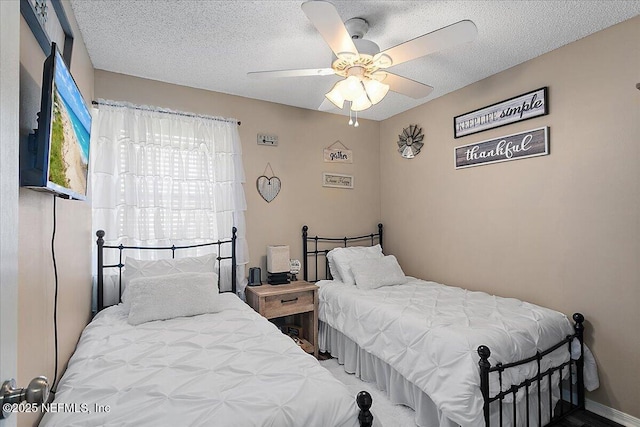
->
[90,102,248,296]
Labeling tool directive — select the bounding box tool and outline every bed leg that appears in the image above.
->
[356,390,373,427]
[573,313,585,410]
[478,345,491,427]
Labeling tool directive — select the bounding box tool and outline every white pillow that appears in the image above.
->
[350,255,407,290]
[326,244,383,286]
[127,272,219,325]
[326,255,342,282]
[121,253,218,311]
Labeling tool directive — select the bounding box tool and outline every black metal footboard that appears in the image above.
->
[478,313,585,427]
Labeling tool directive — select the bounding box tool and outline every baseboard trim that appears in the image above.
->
[586,399,640,427]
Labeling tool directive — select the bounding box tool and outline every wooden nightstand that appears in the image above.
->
[245,281,319,358]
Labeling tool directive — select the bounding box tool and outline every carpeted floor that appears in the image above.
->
[319,358,417,427]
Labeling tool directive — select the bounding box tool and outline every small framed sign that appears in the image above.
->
[324,148,353,163]
[323,140,353,163]
[322,173,354,189]
[454,87,548,138]
[454,127,549,169]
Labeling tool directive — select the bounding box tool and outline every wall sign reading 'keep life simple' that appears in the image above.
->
[454,127,549,169]
[454,87,548,138]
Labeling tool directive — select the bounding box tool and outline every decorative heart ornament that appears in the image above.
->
[256,175,281,203]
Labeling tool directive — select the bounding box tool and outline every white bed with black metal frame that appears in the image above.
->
[302,224,598,427]
[39,228,374,427]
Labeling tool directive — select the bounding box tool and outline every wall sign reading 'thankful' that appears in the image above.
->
[454,127,549,169]
[454,87,548,138]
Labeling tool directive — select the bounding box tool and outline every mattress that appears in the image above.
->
[40,293,360,427]
[318,278,598,427]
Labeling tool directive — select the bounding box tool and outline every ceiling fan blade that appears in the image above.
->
[248,68,335,79]
[301,0,358,58]
[378,20,477,67]
[375,72,434,99]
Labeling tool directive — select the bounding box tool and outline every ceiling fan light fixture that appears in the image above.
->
[363,79,389,105]
[350,93,372,112]
[339,75,366,101]
[327,73,389,112]
[325,84,345,109]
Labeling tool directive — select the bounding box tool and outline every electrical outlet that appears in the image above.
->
[257,134,278,146]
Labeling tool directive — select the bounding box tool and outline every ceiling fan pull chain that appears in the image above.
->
[354,110,359,127]
[348,107,353,126]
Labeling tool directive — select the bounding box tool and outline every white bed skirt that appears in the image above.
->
[320,321,563,427]
[320,320,458,427]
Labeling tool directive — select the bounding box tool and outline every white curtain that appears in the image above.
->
[90,101,248,299]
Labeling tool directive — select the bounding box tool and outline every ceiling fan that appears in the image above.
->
[248,1,477,125]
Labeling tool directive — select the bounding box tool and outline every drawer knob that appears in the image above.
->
[281,297,299,304]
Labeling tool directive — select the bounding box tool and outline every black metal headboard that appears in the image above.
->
[302,224,383,282]
[96,227,237,312]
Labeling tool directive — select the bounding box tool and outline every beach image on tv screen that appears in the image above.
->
[49,53,91,196]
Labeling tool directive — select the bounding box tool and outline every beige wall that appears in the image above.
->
[93,71,381,281]
[380,16,640,417]
[18,2,94,426]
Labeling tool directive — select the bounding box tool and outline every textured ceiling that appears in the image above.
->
[70,0,640,121]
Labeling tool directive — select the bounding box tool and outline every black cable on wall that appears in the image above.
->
[50,194,60,395]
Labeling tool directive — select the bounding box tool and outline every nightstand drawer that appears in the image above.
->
[263,290,314,319]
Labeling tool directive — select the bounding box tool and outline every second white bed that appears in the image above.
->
[318,277,599,427]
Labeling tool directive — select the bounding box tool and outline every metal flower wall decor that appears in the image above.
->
[397,125,424,159]
[34,0,48,24]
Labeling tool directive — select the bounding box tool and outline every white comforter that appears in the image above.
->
[40,294,359,427]
[318,278,597,427]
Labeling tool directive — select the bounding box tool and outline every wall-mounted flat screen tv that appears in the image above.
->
[21,42,91,200]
